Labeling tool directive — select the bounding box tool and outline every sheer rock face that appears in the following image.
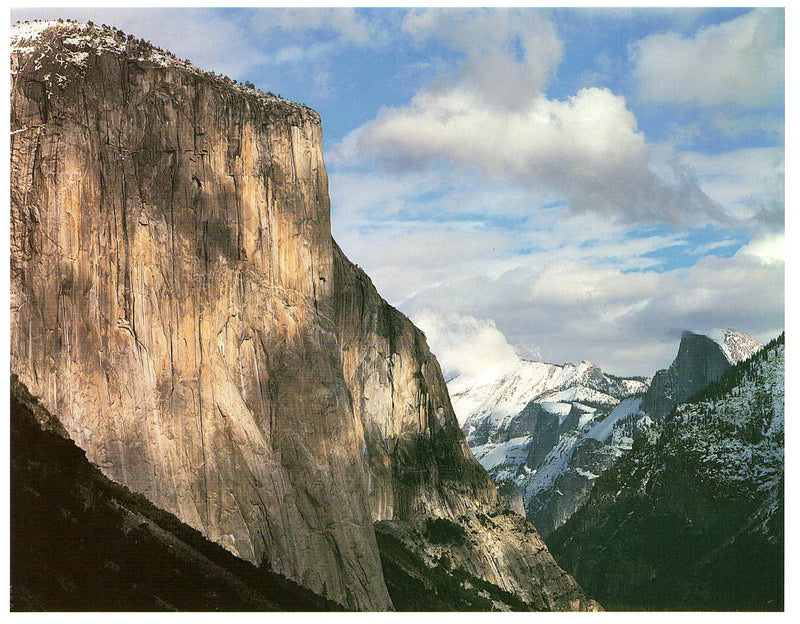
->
[332,241,498,521]
[11,22,596,612]
[641,330,761,420]
[11,22,389,610]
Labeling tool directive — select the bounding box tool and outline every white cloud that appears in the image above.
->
[632,8,784,107]
[739,231,784,264]
[272,42,334,65]
[411,311,520,382]
[403,8,562,111]
[343,86,729,225]
[334,216,516,304]
[331,8,736,228]
[271,8,375,46]
[401,245,784,376]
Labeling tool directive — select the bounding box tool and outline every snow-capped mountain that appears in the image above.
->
[450,359,648,442]
[548,333,784,611]
[448,358,649,536]
[449,328,763,537]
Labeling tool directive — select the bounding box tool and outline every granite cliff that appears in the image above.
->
[641,329,762,419]
[10,21,597,611]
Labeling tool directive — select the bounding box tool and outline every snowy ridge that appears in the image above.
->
[11,20,311,117]
[537,387,618,407]
[705,328,764,364]
[586,397,643,443]
[471,436,532,482]
[12,20,197,72]
[452,329,773,538]
[450,358,648,434]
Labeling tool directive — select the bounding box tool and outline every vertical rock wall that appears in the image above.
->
[11,25,389,610]
[332,241,498,520]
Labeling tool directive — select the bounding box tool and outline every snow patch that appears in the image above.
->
[587,397,643,443]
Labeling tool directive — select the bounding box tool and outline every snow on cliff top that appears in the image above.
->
[704,328,763,364]
[12,20,189,69]
[11,20,315,118]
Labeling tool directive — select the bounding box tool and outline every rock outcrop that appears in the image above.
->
[641,329,762,419]
[10,21,597,611]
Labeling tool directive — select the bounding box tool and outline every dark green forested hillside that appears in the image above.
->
[547,335,784,611]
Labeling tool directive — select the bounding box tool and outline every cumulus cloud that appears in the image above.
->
[411,311,520,382]
[349,86,730,224]
[632,8,784,107]
[331,9,733,227]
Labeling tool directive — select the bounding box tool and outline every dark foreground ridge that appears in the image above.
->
[10,375,343,612]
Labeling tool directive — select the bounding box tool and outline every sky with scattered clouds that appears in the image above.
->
[11,5,785,377]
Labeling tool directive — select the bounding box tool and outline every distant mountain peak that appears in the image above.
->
[642,328,763,420]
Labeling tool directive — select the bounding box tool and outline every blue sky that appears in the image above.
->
[10,5,785,377]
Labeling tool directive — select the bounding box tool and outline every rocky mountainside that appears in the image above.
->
[10,20,597,611]
[450,329,763,539]
[448,359,649,536]
[547,334,784,611]
[641,329,762,419]
[331,242,601,608]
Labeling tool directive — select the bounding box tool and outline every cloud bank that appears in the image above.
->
[332,8,740,227]
[632,9,784,107]
[412,311,521,382]
[403,239,784,376]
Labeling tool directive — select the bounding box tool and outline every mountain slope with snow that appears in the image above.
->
[451,359,647,440]
[449,328,763,538]
[548,333,784,611]
[448,358,649,535]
